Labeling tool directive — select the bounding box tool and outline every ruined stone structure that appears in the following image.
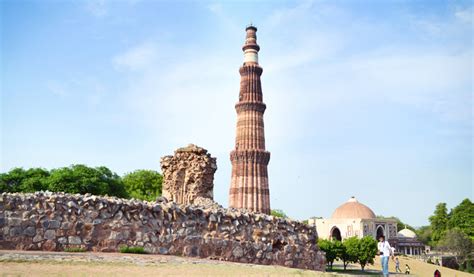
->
[229,26,271,214]
[161,144,217,205]
[0,192,326,271]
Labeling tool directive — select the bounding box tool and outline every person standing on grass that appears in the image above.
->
[405,264,411,274]
[395,257,401,273]
[378,235,393,276]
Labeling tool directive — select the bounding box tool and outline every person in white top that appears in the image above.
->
[377,235,393,276]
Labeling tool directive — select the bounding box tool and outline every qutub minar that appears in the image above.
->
[229,25,271,214]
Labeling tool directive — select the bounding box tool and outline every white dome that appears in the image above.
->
[398,228,417,238]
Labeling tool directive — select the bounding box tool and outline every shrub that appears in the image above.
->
[271,209,287,218]
[64,247,86,252]
[119,246,147,254]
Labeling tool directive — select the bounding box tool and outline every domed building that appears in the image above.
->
[393,228,426,255]
[308,196,398,241]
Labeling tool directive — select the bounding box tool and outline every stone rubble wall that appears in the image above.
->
[161,144,217,205]
[0,192,326,271]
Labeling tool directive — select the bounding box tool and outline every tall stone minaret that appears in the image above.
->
[229,25,271,214]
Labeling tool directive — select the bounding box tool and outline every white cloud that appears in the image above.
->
[47,80,69,97]
[455,6,473,24]
[113,42,158,71]
[264,0,315,28]
[295,50,471,121]
[208,3,223,16]
[206,2,240,33]
[85,0,108,17]
[259,1,472,123]
[117,54,236,147]
[45,78,107,107]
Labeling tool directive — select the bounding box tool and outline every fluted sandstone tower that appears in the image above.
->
[229,25,270,214]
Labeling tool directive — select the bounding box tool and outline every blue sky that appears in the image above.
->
[1,0,472,226]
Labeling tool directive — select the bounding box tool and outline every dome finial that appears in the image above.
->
[348,196,357,202]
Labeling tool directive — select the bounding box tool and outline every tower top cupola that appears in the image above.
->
[242,24,260,65]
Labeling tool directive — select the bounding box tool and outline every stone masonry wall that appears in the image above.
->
[0,192,325,271]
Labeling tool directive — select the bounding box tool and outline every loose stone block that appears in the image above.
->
[68,236,82,245]
[44,229,56,240]
[23,226,36,237]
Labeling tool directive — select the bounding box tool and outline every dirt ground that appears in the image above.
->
[366,255,472,277]
[0,250,335,277]
[1,262,323,277]
[1,250,472,276]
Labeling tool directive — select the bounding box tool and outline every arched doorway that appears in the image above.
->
[376,225,385,240]
[330,227,342,241]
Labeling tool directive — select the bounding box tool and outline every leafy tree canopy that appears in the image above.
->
[319,239,344,270]
[447,199,474,239]
[356,236,378,271]
[415,225,433,246]
[122,169,162,201]
[0,167,49,193]
[1,165,128,198]
[429,203,449,242]
[47,165,127,198]
[271,209,287,218]
[342,236,359,270]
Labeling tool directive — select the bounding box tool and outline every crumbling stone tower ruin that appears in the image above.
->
[229,25,271,214]
[161,144,217,205]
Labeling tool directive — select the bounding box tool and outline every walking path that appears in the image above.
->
[0,250,334,276]
[1,250,469,276]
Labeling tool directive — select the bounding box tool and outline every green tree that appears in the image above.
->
[356,236,378,271]
[47,164,127,197]
[271,209,287,218]
[341,237,359,270]
[122,169,162,201]
[0,168,49,192]
[319,239,344,270]
[96,166,128,198]
[429,203,449,243]
[332,239,345,265]
[447,199,474,239]
[416,225,433,246]
[437,228,473,271]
